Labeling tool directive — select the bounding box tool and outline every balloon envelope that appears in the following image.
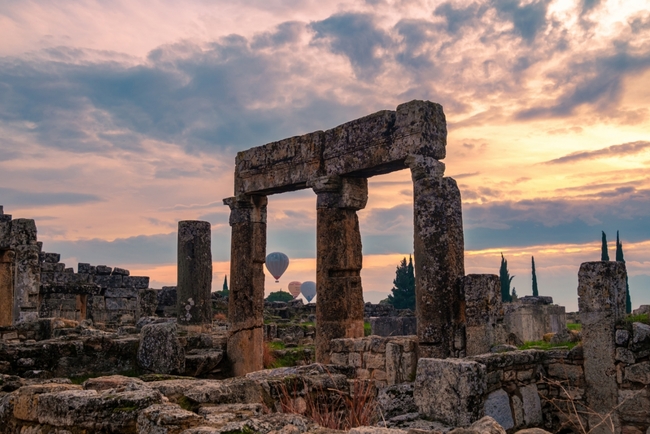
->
[288,281,302,298]
[300,281,316,303]
[265,252,289,282]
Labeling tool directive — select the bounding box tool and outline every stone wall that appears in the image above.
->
[504,298,567,343]
[615,322,650,432]
[329,335,418,386]
[369,316,417,337]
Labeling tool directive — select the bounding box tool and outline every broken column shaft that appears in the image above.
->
[224,195,267,376]
[311,176,368,363]
[407,155,466,358]
[177,220,212,327]
[578,261,627,434]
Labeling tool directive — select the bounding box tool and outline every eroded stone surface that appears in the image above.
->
[138,322,185,374]
[177,221,212,326]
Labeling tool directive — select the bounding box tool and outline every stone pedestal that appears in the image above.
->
[224,195,267,376]
[407,155,465,358]
[464,274,502,356]
[177,221,212,326]
[578,261,627,434]
[310,176,367,363]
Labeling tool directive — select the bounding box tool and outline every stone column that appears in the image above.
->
[407,155,466,359]
[10,219,40,323]
[578,261,626,434]
[464,274,502,356]
[310,176,367,363]
[177,221,212,328]
[224,195,267,376]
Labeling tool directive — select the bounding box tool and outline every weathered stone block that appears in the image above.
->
[10,218,37,246]
[105,297,136,311]
[95,265,112,275]
[138,322,185,374]
[414,358,486,426]
[112,267,130,276]
[521,384,543,426]
[484,389,514,430]
[78,263,92,274]
[363,352,385,370]
[41,252,60,263]
[13,383,82,421]
[625,362,650,384]
[617,329,630,346]
[616,347,635,364]
[105,287,138,298]
[94,274,123,288]
[124,276,150,289]
[137,403,204,434]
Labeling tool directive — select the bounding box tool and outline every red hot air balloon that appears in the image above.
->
[265,252,289,283]
[288,281,302,298]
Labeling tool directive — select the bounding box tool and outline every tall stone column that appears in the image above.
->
[407,155,466,359]
[310,176,367,363]
[224,195,267,376]
[177,220,212,328]
[578,261,626,434]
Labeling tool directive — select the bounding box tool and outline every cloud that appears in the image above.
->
[0,187,101,208]
[491,0,552,43]
[544,140,650,164]
[310,12,392,79]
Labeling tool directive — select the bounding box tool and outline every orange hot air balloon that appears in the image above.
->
[288,281,301,298]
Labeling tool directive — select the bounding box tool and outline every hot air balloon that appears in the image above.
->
[265,252,289,283]
[300,281,316,303]
[288,281,302,299]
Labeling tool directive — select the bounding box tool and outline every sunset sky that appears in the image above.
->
[1,0,649,310]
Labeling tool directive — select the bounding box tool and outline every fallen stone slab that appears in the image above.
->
[137,403,205,434]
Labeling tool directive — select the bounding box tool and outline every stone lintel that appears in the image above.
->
[234,100,446,195]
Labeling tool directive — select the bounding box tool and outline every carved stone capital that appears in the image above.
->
[405,154,445,182]
[308,177,368,210]
[223,195,267,225]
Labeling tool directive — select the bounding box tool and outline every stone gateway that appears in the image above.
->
[224,100,466,375]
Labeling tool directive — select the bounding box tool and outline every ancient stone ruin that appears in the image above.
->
[0,101,649,434]
[224,100,464,375]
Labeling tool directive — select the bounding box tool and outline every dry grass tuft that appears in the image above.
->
[263,342,277,369]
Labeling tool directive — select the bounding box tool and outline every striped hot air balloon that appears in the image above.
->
[265,252,289,283]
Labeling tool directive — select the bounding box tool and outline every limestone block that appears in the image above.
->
[41,262,64,272]
[617,329,630,346]
[349,352,362,367]
[184,349,224,377]
[9,218,37,246]
[13,384,82,421]
[83,375,146,392]
[625,362,650,384]
[94,274,123,288]
[137,403,205,434]
[181,378,262,404]
[364,352,385,370]
[616,347,635,364]
[483,390,514,430]
[631,323,650,350]
[105,287,138,298]
[106,297,136,311]
[138,322,185,374]
[618,389,650,425]
[377,383,417,419]
[578,261,627,319]
[520,384,542,426]
[330,352,348,366]
[414,358,486,426]
[546,363,583,384]
[36,387,162,429]
[124,276,150,289]
[112,267,130,276]
[41,252,60,263]
[78,263,93,274]
[139,288,159,318]
[0,214,11,248]
[95,265,112,275]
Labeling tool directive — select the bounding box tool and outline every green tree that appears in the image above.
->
[511,287,518,301]
[386,256,415,310]
[266,290,294,303]
[531,256,539,297]
[500,253,514,302]
[601,231,610,261]
[616,231,632,314]
[222,275,229,294]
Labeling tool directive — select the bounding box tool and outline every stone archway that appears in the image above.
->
[224,100,466,376]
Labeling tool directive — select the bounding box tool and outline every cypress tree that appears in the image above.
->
[601,231,610,261]
[499,253,514,302]
[387,255,416,310]
[616,231,632,314]
[222,275,229,293]
[531,256,539,297]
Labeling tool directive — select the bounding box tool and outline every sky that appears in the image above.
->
[1,0,649,311]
